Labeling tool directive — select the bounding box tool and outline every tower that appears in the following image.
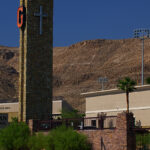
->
[17,0,53,122]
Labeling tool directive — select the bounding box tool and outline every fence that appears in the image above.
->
[135,128,150,150]
[34,116,117,131]
[28,112,137,150]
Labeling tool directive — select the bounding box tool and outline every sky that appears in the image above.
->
[0,0,150,47]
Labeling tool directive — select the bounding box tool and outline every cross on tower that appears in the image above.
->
[34,6,48,35]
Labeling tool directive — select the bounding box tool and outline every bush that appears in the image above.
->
[61,109,85,119]
[27,126,91,150]
[146,77,150,84]
[0,122,91,150]
[136,133,150,146]
[47,125,91,150]
[27,133,48,150]
[0,120,30,150]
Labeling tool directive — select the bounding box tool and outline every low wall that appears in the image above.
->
[29,112,136,150]
[79,112,136,150]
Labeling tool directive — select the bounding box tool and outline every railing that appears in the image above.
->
[35,116,117,131]
[134,127,150,150]
[84,116,117,129]
[136,132,150,150]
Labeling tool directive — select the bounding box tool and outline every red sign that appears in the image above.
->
[17,6,26,28]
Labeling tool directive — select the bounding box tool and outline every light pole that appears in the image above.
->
[133,29,150,85]
[98,77,108,90]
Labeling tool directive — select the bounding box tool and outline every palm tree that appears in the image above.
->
[117,77,136,113]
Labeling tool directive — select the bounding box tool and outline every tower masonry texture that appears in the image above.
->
[18,0,53,122]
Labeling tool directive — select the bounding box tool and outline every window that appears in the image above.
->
[91,120,96,127]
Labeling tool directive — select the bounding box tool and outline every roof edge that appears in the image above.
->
[81,85,150,97]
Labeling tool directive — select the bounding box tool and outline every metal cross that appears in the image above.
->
[34,6,48,35]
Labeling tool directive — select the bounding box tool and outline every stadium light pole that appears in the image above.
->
[98,77,108,90]
[133,29,150,85]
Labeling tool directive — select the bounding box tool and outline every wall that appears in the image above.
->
[0,103,18,113]
[0,100,62,122]
[52,100,73,118]
[0,103,18,122]
[84,85,150,126]
[8,112,18,122]
[79,113,136,150]
[52,100,62,116]
[28,112,136,150]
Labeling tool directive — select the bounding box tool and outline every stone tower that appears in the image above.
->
[18,0,53,122]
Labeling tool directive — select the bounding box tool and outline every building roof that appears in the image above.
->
[81,85,150,97]
[0,99,18,103]
[0,97,64,103]
[53,96,64,101]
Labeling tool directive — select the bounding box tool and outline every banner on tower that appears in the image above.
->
[17,6,26,28]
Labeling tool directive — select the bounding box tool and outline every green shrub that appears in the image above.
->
[136,133,150,146]
[0,120,30,150]
[146,77,150,84]
[0,122,91,150]
[61,109,85,119]
[27,133,48,150]
[47,125,91,150]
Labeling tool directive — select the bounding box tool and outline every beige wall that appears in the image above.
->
[52,101,62,115]
[0,100,63,122]
[84,86,150,126]
[8,112,18,122]
[0,103,19,113]
[0,103,19,122]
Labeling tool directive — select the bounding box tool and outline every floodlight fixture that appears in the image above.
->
[98,77,108,90]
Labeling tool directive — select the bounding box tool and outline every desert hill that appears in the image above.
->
[1,38,150,111]
[0,46,18,100]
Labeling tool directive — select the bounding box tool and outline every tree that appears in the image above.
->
[117,77,136,113]
[46,125,91,150]
[61,109,85,119]
[0,120,30,150]
[27,133,48,150]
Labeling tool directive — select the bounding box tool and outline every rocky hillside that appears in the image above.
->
[1,38,150,111]
[0,46,18,100]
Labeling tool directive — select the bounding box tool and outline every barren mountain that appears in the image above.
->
[0,46,18,100]
[1,38,150,111]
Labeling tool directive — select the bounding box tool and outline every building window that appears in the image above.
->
[91,120,96,127]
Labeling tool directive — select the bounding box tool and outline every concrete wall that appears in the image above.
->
[79,113,135,150]
[52,100,73,116]
[52,101,62,115]
[0,103,18,122]
[0,103,18,113]
[83,85,150,126]
[28,112,136,150]
[0,100,65,122]
[8,112,18,122]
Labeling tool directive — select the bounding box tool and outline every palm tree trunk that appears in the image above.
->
[126,92,129,113]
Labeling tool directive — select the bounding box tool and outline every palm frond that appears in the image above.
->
[117,77,136,92]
